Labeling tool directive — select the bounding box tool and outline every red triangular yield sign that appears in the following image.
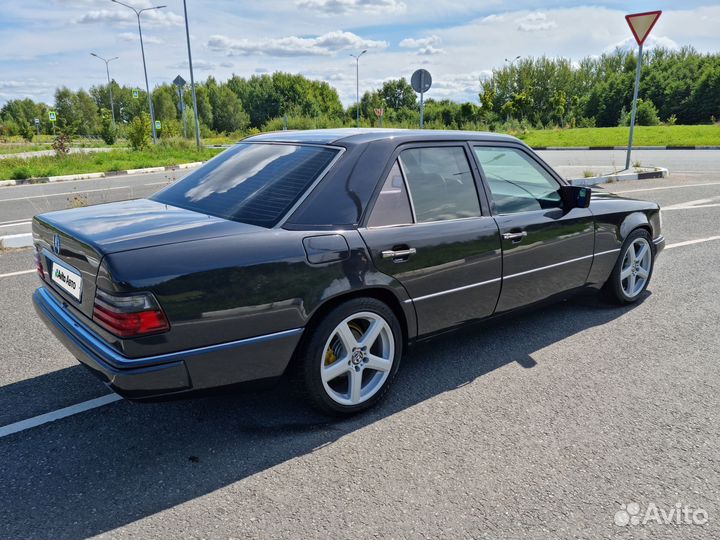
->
[625,11,662,46]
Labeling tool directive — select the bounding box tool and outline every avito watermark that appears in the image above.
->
[614,502,708,527]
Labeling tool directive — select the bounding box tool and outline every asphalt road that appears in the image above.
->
[0,153,719,539]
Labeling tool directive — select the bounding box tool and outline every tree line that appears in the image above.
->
[1,46,718,143]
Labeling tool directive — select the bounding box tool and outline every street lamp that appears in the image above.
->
[90,52,119,126]
[350,50,367,128]
[182,0,201,149]
[111,0,166,144]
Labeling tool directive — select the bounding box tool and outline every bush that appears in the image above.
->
[52,133,71,156]
[11,166,31,180]
[620,99,660,126]
[128,113,151,150]
[99,109,118,145]
[158,118,182,139]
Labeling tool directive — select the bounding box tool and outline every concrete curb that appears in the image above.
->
[534,145,720,151]
[0,233,32,249]
[0,161,206,188]
[569,167,669,187]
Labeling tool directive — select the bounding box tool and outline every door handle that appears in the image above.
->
[382,247,417,259]
[502,231,528,242]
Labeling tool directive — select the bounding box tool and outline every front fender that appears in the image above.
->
[620,211,653,241]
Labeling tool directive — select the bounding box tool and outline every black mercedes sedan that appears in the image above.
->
[33,129,664,414]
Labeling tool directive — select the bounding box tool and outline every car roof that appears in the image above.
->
[244,128,522,146]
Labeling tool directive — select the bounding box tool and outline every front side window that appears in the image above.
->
[399,147,481,223]
[473,146,562,214]
[367,161,413,227]
[152,143,338,228]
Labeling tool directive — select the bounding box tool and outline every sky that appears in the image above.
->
[1,0,719,108]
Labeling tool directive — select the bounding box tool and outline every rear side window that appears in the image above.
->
[152,143,338,228]
[399,147,481,222]
[367,161,413,227]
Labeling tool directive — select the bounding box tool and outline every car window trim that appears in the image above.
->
[361,141,487,228]
[469,142,567,217]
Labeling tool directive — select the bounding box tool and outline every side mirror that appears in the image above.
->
[560,185,591,210]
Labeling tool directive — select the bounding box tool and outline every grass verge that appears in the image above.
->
[0,145,223,181]
[517,124,720,148]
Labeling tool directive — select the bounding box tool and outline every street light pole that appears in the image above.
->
[90,53,119,127]
[111,0,165,144]
[182,0,202,149]
[350,50,367,128]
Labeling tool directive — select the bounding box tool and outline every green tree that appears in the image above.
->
[128,113,151,150]
[380,78,416,110]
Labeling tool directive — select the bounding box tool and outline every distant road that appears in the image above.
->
[0,147,117,160]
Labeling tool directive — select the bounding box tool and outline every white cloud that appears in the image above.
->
[207,31,388,57]
[296,0,405,15]
[606,34,680,53]
[399,35,440,48]
[516,12,557,32]
[117,31,164,45]
[75,8,183,28]
[400,35,445,55]
[169,59,216,71]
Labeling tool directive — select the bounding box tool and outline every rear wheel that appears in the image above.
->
[605,229,655,304]
[296,298,402,416]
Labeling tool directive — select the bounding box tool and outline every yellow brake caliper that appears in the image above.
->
[325,322,363,365]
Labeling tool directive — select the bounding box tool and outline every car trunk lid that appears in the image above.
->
[33,199,263,317]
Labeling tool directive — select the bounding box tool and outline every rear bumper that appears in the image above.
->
[33,286,303,399]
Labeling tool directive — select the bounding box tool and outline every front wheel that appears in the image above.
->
[296,298,402,416]
[605,229,655,304]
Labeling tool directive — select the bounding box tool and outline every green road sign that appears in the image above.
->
[133,89,139,98]
[155,120,161,130]
[48,111,57,122]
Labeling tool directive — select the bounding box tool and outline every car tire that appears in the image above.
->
[295,297,402,416]
[604,228,656,304]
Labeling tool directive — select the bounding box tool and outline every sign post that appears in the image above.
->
[48,111,57,134]
[624,10,661,170]
[374,108,385,128]
[411,69,432,129]
[173,75,187,138]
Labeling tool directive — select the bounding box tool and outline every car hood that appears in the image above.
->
[34,199,264,255]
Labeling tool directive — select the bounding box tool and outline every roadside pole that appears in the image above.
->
[624,10,662,170]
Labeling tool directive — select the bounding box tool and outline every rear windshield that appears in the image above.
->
[151,143,339,228]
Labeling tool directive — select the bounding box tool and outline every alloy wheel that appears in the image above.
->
[320,311,395,406]
[620,237,652,298]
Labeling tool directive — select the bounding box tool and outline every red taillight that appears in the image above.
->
[92,289,170,338]
[35,250,44,279]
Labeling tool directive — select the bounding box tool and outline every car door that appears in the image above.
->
[359,144,502,336]
[471,144,595,313]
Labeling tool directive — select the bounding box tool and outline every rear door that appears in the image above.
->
[471,144,595,313]
[359,144,502,336]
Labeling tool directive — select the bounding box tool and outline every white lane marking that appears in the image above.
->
[0,218,32,226]
[0,185,131,202]
[663,203,720,212]
[0,394,123,439]
[0,269,35,278]
[611,182,720,194]
[665,236,720,250]
[0,221,31,229]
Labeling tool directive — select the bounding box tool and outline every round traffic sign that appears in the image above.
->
[411,69,432,93]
